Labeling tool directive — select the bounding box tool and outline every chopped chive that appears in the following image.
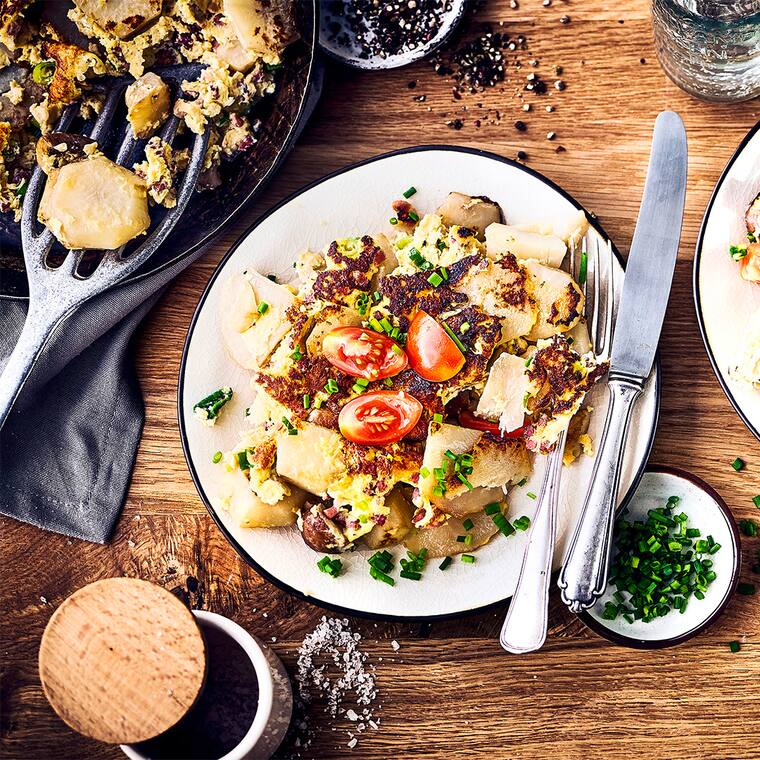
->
[352,384,364,394]
[368,317,384,332]
[355,378,369,388]
[753,495,760,509]
[578,251,588,284]
[526,491,537,500]
[402,186,417,199]
[456,535,466,543]
[436,240,446,251]
[485,502,501,515]
[427,272,443,287]
[459,321,470,334]
[389,216,398,225]
[325,378,339,394]
[729,641,741,653]
[408,210,420,223]
[464,534,473,545]
[420,466,430,478]
[738,582,756,595]
[740,519,758,537]
[461,554,475,564]
[212,451,222,464]
[400,569,422,580]
[303,394,311,409]
[433,413,443,424]
[513,516,531,531]
[439,556,452,570]
[391,343,403,355]
[731,457,745,472]
[258,301,269,315]
[369,566,395,585]
[516,478,527,487]
[463,518,474,531]
[440,267,449,281]
[442,322,467,354]
[236,450,249,470]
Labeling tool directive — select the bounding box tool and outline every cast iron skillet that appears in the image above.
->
[0,1,321,299]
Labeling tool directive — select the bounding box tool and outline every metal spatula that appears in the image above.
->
[0,65,209,431]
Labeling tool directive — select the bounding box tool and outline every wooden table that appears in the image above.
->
[2,2,759,758]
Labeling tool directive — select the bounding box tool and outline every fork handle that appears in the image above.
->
[557,376,644,613]
[500,430,566,653]
[0,300,69,430]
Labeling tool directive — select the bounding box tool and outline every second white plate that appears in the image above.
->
[179,146,660,620]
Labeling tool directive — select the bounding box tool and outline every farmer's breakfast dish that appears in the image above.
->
[194,188,609,566]
[727,190,760,389]
[0,0,296,248]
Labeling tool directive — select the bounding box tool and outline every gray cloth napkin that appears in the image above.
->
[0,248,208,543]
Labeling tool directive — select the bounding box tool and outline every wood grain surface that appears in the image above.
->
[2,2,759,758]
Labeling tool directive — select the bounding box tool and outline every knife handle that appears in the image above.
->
[557,375,644,613]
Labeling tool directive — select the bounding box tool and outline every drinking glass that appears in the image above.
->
[651,0,760,102]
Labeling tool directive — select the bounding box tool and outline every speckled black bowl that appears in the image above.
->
[0,1,321,299]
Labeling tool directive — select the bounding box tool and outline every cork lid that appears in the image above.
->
[39,578,207,745]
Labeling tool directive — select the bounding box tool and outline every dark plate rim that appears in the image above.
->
[693,120,760,441]
[177,143,662,623]
[578,464,742,649]
[0,0,320,303]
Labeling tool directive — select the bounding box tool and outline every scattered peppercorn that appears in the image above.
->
[555,79,566,90]
[560,15,571,24]
[514,120,527,131]
[516,150,528,161]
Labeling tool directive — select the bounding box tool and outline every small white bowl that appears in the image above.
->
[122,610,292,760]
[582,466,741,648]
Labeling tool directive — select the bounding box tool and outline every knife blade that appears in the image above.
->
[558,111,688,613]
[609,110,688,380]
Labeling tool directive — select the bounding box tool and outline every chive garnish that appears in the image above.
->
[439,557,452,570]
[258,301,269,315]
[578,251,588,284]
[303,394,311,409]
[408,210,420,223]
[731,457,745,471]
[729,641,741,653]
[513,516,531,531]
[427,272,443,287]
[737,582,756,595]
[391,343,403,355]
[212,451,222,464]
[403,186,417,198]
[463,518,474,531]
[461,554,475,564]
[442,322,467,354]
[484,502,501,516]
[317,556,343,577]
[526,491,537,500]
[236,450,249,470]
[433,412,443,424]
[740,519,758,537]
[389,216,398,225]
[754,495,760,509]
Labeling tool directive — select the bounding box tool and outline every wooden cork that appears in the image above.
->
[39,577,207,745]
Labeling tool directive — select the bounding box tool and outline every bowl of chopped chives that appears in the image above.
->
[580,466,741,649]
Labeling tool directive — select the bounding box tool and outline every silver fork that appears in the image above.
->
[0,67,209,431]
[500,232,614,654]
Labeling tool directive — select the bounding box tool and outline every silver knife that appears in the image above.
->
[557,111,688,613]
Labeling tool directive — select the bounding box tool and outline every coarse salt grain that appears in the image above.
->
[391,640,400,651]
[294,617,380,750]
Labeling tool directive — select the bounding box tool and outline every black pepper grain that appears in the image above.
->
[327,0,454,60]
[514,120,527,131]
[560,14,570,24]
[516,150,528,161]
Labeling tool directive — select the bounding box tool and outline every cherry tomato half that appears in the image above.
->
[406,310,465,382]
[338,391,423,446]
[322,327,407,380]
[458,410,526,439]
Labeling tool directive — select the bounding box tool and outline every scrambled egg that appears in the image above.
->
[211,194,606,554]
[0,0,292,221]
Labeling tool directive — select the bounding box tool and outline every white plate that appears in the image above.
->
[584,467,740,647]
[179,146,660,620]
[695,123,760,439]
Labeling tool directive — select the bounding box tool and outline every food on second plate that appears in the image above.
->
[208,190,608,562]
[727,190,760,389]
[0,0,297,246]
